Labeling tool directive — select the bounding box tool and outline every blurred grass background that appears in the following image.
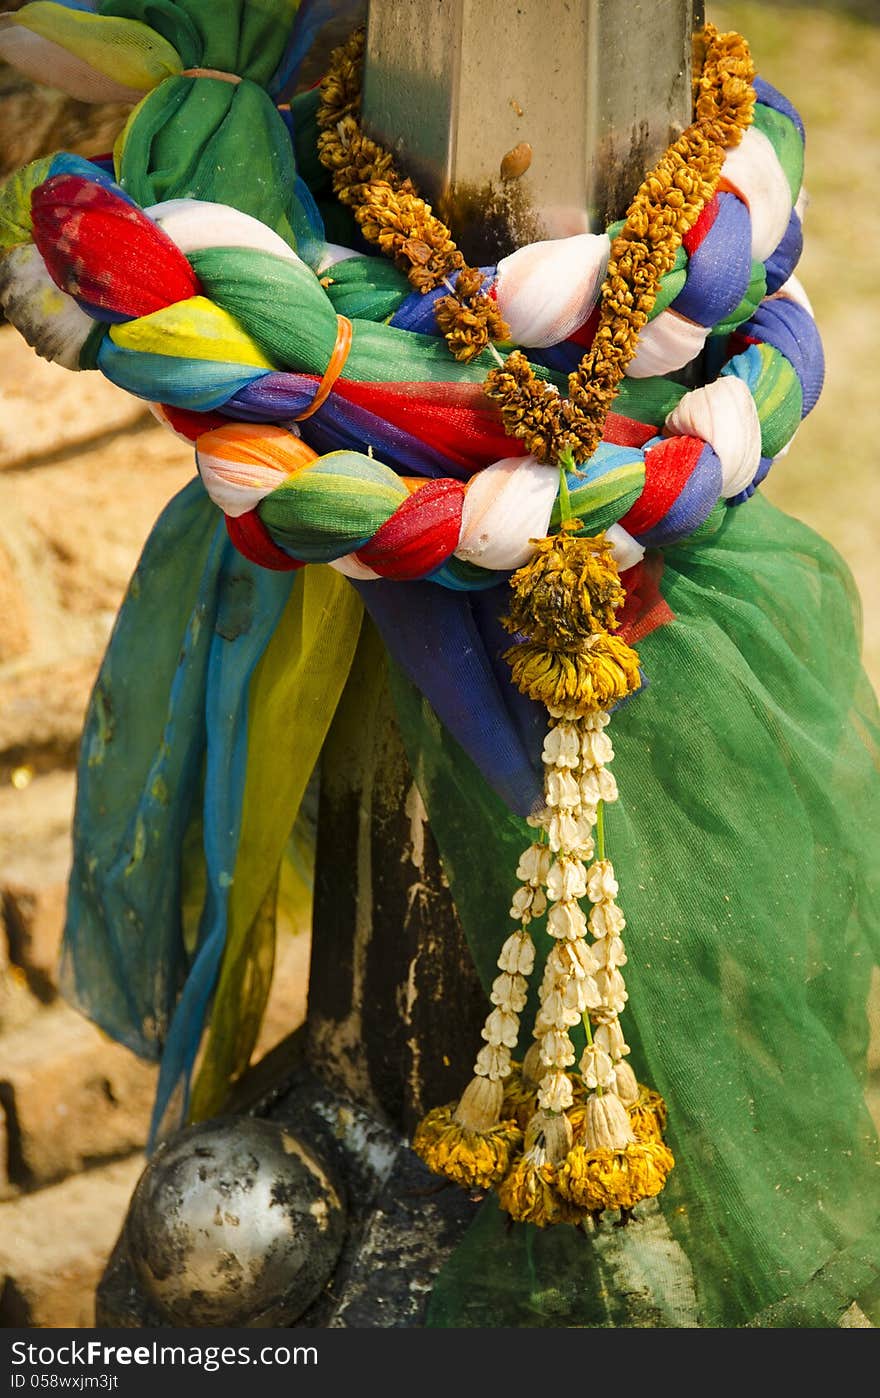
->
[712,1,880,686]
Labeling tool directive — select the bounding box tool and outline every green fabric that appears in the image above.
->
[115,78,304,246]
[713,258,768,338]
[182,246,568,389]
[101,0,299,84]
[752,102,804,204]
[104,0,311,248]
[391,493,880,1328]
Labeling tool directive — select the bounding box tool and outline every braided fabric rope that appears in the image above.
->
[0,54,822,589]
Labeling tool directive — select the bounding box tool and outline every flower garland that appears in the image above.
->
[316,24,755,465]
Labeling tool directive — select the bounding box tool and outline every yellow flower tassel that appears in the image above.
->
[557,1093,674,1214]
[497,1112,586,1228]
[413,1077,522,1190]
[502,531,642,718]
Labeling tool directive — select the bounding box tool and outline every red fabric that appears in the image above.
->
[334,380,526,473]
[727,331,760,360]
[357,478,465,579]
[226,511,303,572]
[618,553,675,645]
[683,194,720,256]
[158,403,229,441]
[619,435,703,535]
[31,175,200,319]
[603,413,657,449]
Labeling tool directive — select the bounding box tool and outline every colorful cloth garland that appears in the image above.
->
[0,75,821,587]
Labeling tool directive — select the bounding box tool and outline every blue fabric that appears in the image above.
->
[672,192,751,327]
[389,268,495,335]
[354,578,543,816]
[271,0,365,99]
[97,341,270,410]
[150,541,294,1143]
[60,479,295,1145]
[754,76,805,142]
[765,209,803,294]
[740,297,825,416]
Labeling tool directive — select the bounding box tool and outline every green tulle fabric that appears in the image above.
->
[390,492,880,1328]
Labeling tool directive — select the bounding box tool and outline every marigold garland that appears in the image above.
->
[318,23,755,464]
[316,27,509,362]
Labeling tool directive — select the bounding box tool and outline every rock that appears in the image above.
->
[0,537,29,662]
[2,876,66,1001]
[0,1002,156,1195]
[0,59,131,183]
[0,1155,145,1328]
[0,658,99,777]
[0,330,146,470]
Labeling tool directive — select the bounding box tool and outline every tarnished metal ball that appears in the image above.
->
[124,1117,346,1327]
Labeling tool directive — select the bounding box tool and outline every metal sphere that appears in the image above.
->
[125,1116,346,1326]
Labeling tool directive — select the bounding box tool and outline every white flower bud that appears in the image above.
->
[542,723,580,768]
[547,705,580,721]
[474,1043,512,1080]
[581,1091,635,1150]
[579,769,603,806]
[586,859,619,903]
[594,1018,630,1060]
[546,857,587,902]
[539,1030,576,1068]
[509,885,531,920]
[542,987,581,1030]
[516,842,551,886]
[613,1061,640,1106]
[483,1006,521,1047]
[526,806,549,828]
[593,935,627,969]
[563,973,601,1013]
[497,930,536,975]
[537,1070,574,1113]
[547,810,580,852]
[544,767,580,809]
[580,1043,616,1090]
[547,899,588,941]
[581,710,610,731]
[580,766,618,805]
[589,900,626,938]
[549,939,599,979]
[490,971,528,1013]
[596,967,628,1012]
[581,729,614,767]
[454,1075,504,1129]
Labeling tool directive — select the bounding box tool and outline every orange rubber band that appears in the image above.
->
[294,316,353,420]
[182,68,242,84]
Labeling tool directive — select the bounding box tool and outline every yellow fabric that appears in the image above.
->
[6,3,182,91]
[109,296,275,369]
[189,565,363,1120]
